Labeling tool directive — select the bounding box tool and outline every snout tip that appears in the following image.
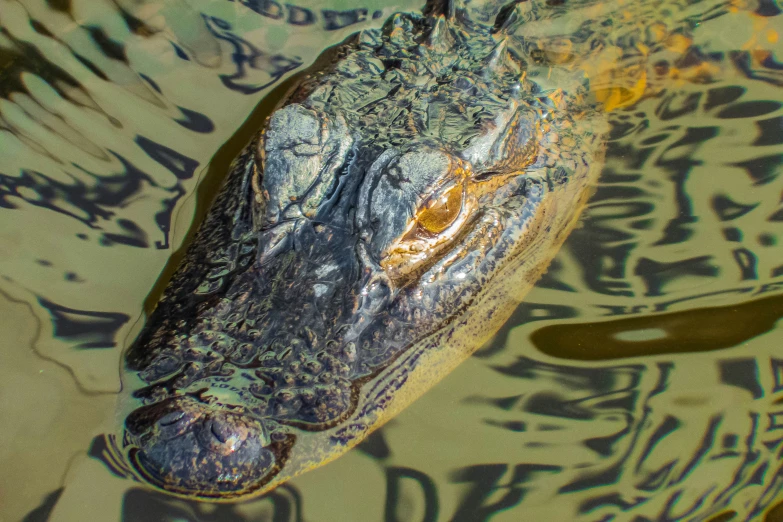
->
[123,397,278,499]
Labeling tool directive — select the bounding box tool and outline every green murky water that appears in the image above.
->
[2,0,783,520]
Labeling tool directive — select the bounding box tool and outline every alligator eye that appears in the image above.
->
[380,180,475,279]
[414,185,464,236]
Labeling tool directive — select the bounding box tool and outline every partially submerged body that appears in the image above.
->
[115,0,733,500]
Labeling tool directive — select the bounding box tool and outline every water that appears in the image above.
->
[1,0,782,520]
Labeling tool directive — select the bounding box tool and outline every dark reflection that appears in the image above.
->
[709,513,738,522]
[532,292,783,360]
[356,428,392,460]
[766,499,783,521]
[38,298,130,350]
[121,485,304,522]
[385,467,439,522]
[88,435,134,480]
[450,464,560,521]
[22,488,64,522]
[0,32,92,105]
[202,16,302,94]
[458,351,783,519]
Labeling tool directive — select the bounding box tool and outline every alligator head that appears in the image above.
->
[117,1,604,500]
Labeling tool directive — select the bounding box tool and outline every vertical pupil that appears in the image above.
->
[418,186,463,234]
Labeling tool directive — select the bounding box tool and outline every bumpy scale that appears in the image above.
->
[115,0,728,500]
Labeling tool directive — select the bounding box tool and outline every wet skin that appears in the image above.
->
[117,0,605,500]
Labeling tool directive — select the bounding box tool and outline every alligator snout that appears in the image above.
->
[124,397,276,497]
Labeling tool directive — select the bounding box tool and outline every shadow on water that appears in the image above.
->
[532,291,783,360]
[121,486,305,522]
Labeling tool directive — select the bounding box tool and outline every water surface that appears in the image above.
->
[1,0,783,520]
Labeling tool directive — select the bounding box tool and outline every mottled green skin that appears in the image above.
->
[118,0,607,500]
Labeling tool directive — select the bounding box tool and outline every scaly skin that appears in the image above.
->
[115,0,730,500]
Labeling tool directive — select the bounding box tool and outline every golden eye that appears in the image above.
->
[415,185,463,235]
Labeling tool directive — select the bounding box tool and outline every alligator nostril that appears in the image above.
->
[359,271,393,315]
[197,416,245,455]
[155,408,199,441]
[158,411,185,427]
[210,419,231,444]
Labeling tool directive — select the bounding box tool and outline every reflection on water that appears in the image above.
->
[1,0,783,520]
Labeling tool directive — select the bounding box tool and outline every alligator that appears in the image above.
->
[115,0,733,500]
